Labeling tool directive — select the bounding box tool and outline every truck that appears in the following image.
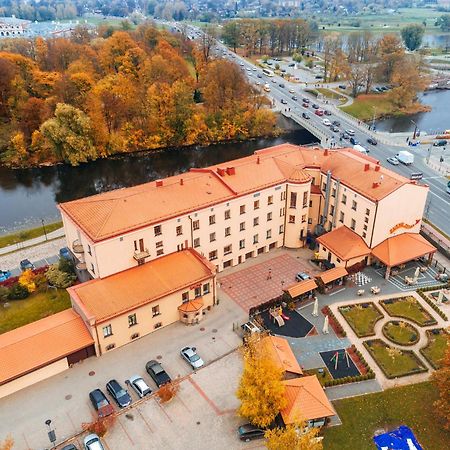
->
[395,150,414,165]
[353,144,369,154]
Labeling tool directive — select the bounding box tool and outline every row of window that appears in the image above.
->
[289,191,309,209]
[182,283,210,302]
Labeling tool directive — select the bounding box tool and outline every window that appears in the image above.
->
[266,229,272,239]
[91,263,95,274]
[128,314,138,327]
[253,234,259,244]
[239,239,245,249]
[309,200,312,207]
[332,188,336,198]
[279,225,284,234]
[209,250,218,260]
[156,248,164,256]
[225,209,231,220]
[365,208,370,216]
[152,305,160,317]
[303,191,308,207]
[301,214,306,223]
[176,225,182,236]
[240,221,246,231]
[106,344,115,351]
[154,322,162,329]
[253,217,259,226]
[363,224,368,231]
[322,182,327,191]
[193,220,199,230]
[134,238,144,252]
[194,238,200,248]
[87,244,92,256]
[267,212,272,221]
[339,211,344,223]
[210,232,216,242]
[224,244,232,255]
[342,194,347,205]
[156,241,163,248]
[365,216,369,224]
[225,227,231,236]
[281,191,286,201]
[351,219,356,230]
[240,205,246,215]
[103,324,112,338]
[254,200,260,210]
[308,218,313,224]
[280,207,285,217]
[195,286,201,297]
[182,291,189,303]
[362,232,367,238]
[289,215,295,224]
[154,225,162,236]
[352,200,357,211]
[268,195,273,205]
[209,214,215,225]
[203,283,210,294]
[290,192,297,208]
[330,205,335,216]
[337,258,341,263]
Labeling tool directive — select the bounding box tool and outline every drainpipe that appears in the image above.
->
[282,184,289,248]
[332,178,341,229]
[369,201,379,248]
[188,215,194,248]
[321,171,332,228]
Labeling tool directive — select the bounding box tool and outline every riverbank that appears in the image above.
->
[0,222,63,247]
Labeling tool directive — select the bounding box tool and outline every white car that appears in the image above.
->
[84,434,105,450]
[240,62,244,66]
[322,119,331,126]
[387,156,399,165]
[252,67,257,71]
[127,375,152,398]
[345,129,355,136]
[181,346,204,369]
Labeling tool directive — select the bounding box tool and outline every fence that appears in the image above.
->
[421,224,450,261]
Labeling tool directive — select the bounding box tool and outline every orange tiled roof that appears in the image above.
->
[281,375,335,423]
[178,298,204,313]
[316,226,371,261]
[60,144,416,242]
[316,266,348,284]
[371,233,436,267]
[69,249,215,323]
[260,335,303,376]
[286,279,318,298]
[0,309,93,385]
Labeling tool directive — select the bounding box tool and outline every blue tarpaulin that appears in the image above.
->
[373,426,422,450]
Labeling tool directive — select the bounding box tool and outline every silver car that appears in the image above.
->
[127,375,152,398]
[387,156,399,165]
[83,434,104,450]
[180,346,204,369]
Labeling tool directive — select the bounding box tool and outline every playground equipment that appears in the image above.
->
[330,349,351,371]
[269,306,287,327]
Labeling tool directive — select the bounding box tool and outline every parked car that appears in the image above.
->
[288,88,295,93]
[257,74,262,78]
[315,74,323,79]
[146,360,172,387]
[349,137,359,145]
[433,140,447,147]
[106,379,132,408]
[295,272,311,282]
[88,389,114,418]
[302,98,310,103]
[345,129,355,136]
[338,84,347,90]
[367,137,378,146]
[311,103,319,109]
[61,445,78,450]
[322,118,331,126]
[238,424,265,442]
[59,247,71,260]
[341,132,350,140]
[280,98,287,104]
[181,346,204,369]
[0,270,11,282]
[302,102,309,108]
[279,83,285,88]
[127,375,152,398]
[315,109,324,116]
[288,62,295,67]
[330,125,339,132]
[332,120,341,127]
[324,110,332,116]
[19,259,35,271]
[291,95,298,101]
[302,112,310,119]
[387,156,400,165]
[83,434,105,450]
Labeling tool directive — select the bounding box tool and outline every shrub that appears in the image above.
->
[58,257,75,274]
[45,264,76,288]
[18,269,36,293]
[7,283,29,300]
[0,286,8,301]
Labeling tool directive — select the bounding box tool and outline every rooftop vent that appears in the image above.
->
[364,163,370,172]
[226,167,236,175]
[156,180,163,187]
[217,168,225,176]
[375,165,381,172]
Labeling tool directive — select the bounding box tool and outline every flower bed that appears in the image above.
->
[382,321,419,346]
[420,329,449,369]
[321,306,346,337]
[380,297,437,327]
[416,287,448,321]
[364,339,428,379]
[339,302,383,337]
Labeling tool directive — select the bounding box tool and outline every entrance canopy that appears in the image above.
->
[371,233,436,267]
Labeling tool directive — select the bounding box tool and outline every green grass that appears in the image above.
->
[340,93,396,121]
[420,330,448,369]
[316,88,347,102]
[304,367,333,386]
[339,303,383,337]
[0,221,63,249]
[380,297,437,326]
[322,381,449,450]
[364,339,427,378]
[383,321,419,345]
[0,288,71,334]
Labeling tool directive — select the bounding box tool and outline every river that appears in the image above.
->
[0,130,316,235]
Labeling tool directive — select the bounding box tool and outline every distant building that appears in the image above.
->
[0,16,30,37]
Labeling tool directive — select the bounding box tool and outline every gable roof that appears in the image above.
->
[260,335,303,376]
[286,279,318,298]
[316,266,348,285]
[0,309,93,385]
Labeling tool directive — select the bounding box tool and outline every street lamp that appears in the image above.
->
[371,106,376,131]
[411,119,418,140]
[41,218,48,241]
[45,419,56,448]
[426,146,432,164]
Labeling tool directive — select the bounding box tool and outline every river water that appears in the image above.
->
[0,130,315,234]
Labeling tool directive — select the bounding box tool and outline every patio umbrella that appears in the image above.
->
[437,290,444,304]
[312,297,319,317]
[322,315,329,334]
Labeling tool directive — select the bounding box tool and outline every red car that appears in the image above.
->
[315,109,324,116]
[302,102,309,107]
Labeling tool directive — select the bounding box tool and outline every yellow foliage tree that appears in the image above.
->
[19,269,36,293]
[0,435,14,450]
[265,423,323,450]
[237,335,287,428]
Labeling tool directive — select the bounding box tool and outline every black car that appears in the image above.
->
[89,389,114,417]
[341,132,350,140]
[278,83,285,88]
[280,99,287,104]
[61,445,78,450]
[288,62,295,67]
[302,112,310,119]
[106,379,132,408]
[350,137,359,145]
[238,424,265,442]
[332,120,341,127]
[257,73,262,78]
[312,103,319,109]
[367,137,378,145]
[302,98,310,103]
[338,84,347,90]
[146,360,172,387]
[291,95,298,101]
[433,139,447,147]
[330,125,339,132]
[19,259,35,271]
[315,74,323,79]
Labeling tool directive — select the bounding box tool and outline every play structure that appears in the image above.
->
[330,349,351,371]
[320,349,360,379]
[269,306,290,327]
[260,307,314,338]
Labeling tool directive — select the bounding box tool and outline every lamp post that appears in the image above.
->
[426,146,432,164]
[45,419,56,448]
[411,119,418,140]
[371,106,376,131]
[41,218,48,241]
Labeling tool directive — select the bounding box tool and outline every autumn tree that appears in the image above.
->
[344,63,366,98]
[377,34,405,82]
[401,24,425,51]
[237,335,287,428]
[0,436,14,450]
[265,423,323,450]
[432,338,450,430]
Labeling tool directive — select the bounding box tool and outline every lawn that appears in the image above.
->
[322,382,449,450]
[420,329,448,369]
[380,297,437,326]
[382,321,419,346]
[316,88,347,103]
[304,367,333,386]
[339,303,383,337]
[0,288,71,334]
[340,93,395,121]
[0,221,63,249]
[364,339,427,378]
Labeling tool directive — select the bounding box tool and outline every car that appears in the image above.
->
[83,434,105,450]
[315,109,324,116]
[338,84,347,90]
[387,156,400,165]
[367,137,378,146]
[89,389,114,418]
[255,81,260,85]
[280,98,287,104]
[302,98,310,103]
[271,78,276,83]
[291,95,298,101]
[312,103,319,109]
[433,140,447,147]
[239,62,244,66]
[0,270,11,282]
[181,346,204,369]
[61,445,78,450]
[332,120,341,127]
[315,74,323,79]
[349,137,359,145]
[302,102,309,107]
[324,110,332,116]
[278,83,285,88]
[302,112,310,119]
[146,360,172,387]
[288,62,295,67]
[257,74,262,78]
[127,375,152,398]
[19,259,35,271]
[341,132,350,140]
[295,272,311,281]
[238,423,265,442]
[345,129,355,136]
[288,88,295,93]
[322,118,331,126]
[330,125,339,132]
[106,379,132,408]
[252,67,257,71]
[59,247,71,260]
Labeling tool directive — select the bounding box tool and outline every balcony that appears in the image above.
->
[133,249,150,262]
[72,239,84,254]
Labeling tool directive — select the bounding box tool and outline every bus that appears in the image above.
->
[447,180,450,194]
[263,68,274,77]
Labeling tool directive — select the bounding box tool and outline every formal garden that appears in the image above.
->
[382,321,419,346]
[380,296,437,326]
[363,339,428,379]
[338,302,383,337]
[420,329,449,369]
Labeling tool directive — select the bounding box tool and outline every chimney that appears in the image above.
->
[375,165,380,172]
[364,163,370,172]
[180,178,184,185]
[217,168,225,176]
[256,156,260,164]
[226,167,235,175]
[324,149,329,156]
[156,180,163,187]
[372,182,379,188]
